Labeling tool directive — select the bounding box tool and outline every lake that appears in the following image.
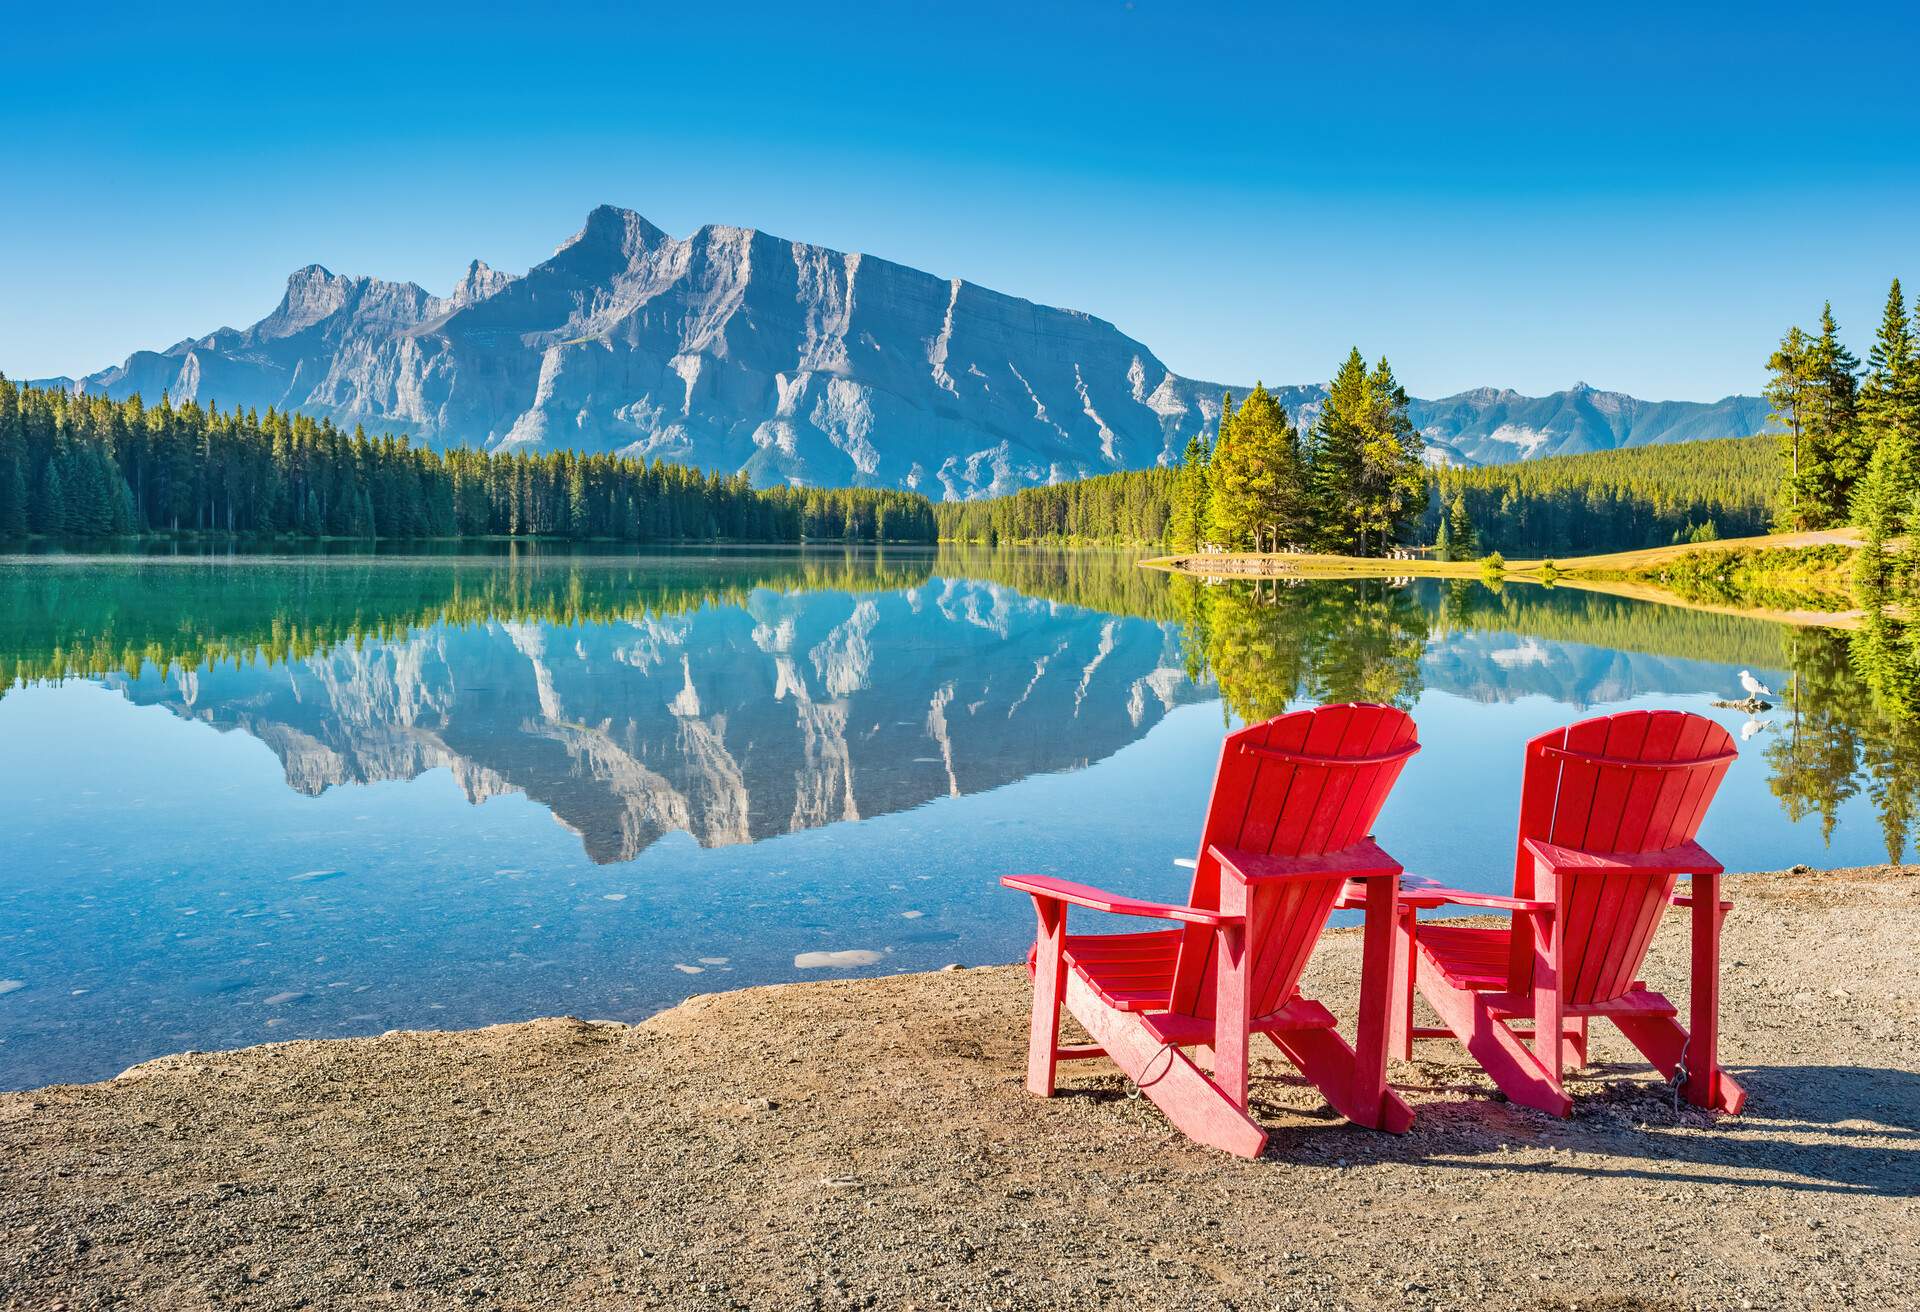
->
[1,546,1914,1089]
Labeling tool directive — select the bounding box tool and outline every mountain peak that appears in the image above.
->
[262,264,359,336]
[449,258,514,309]
[555,205,667,261]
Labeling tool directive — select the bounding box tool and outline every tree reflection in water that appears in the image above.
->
[1166,570,1920,864]
[1167,574,1427,721]
[1767,616,1920,862]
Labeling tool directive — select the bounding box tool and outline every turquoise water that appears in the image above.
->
[0,549,1909,1088]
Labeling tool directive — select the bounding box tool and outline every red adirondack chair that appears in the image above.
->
[1002,703,1421,1159]
[1395,709,1746,1117]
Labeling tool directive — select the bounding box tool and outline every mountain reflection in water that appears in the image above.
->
[2,548,1917,866]
[106,578,1198,863]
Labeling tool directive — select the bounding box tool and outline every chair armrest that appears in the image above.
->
[1669,887,1736,911]
[1333,872,1465,911]
[999,874,1234,926]
[1210,838,1402,886]
[1522,836,1724,877]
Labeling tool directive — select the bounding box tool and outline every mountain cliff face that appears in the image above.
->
[34,205,1770,491]
[1406,384,1774,466]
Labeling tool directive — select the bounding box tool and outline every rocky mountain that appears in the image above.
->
[33,205,1771,492]
[1405,384,1774,466]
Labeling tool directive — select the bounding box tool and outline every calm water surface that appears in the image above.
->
[2,547,1913,1088]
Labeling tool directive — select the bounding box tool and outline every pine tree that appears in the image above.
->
[109,470,136,535]
[1853,459,1895,597]
[567,460,591,537]
[1353,357,1428,555]
[1447,494,1476,558]
[67,447,112,537]
[1432,511,1452,560]
[1856,279,1920,536]
[1767,325,1814,526]
[1862,280,1918,423]
[33,459,65,536]
[1904,490,1920,595]
[1207,384,1308,552]
[1786,303,1864,527]
[1307,349,1370,552]
[0,461,24,538]
[1203,393,1239,547]
[1166,430,1212,550]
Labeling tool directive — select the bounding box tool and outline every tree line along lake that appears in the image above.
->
[0,544,1913,1089]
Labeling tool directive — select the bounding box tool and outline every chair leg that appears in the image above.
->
[1025,901,1066,1097]
[1062,972,1267,1159]
[1530,909,1567,1098]
[1269,1026,1416,1133]
[1607,869,1747,1115]
[1612,1013,1747,1114]
[1416,970,1574,1117]
[1569,1017,1590,1068]
[1388,905,1417,1061]
[1684,870,1741,1113]
[1212,920,1251,1111]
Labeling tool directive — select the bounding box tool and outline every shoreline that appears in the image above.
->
[1140,529,1870,630]
[3,863,1914,1308]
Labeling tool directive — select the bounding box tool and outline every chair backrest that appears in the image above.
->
[1168,703,1419,1019]
[1507,709,1737,1002]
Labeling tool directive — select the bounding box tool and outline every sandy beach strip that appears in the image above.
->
[2,866,1915,1310]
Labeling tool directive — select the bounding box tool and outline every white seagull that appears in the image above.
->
[1737,670,1773,699]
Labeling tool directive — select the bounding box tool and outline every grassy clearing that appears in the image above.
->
[1142,528,1864,579]
[1142,529,1878,628]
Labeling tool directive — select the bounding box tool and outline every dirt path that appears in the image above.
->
[3,866,1916,1310]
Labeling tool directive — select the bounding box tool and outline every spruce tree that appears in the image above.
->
[1447,494,1476,558]
[1862,280,1918,422]
[567,460,591,537]
[1853,459,1895,597]
[70,447,112,537]
[1856,279,1920,534]
[1203,393,1239,547]
[1307,349,1370,552]
[1904,490,1920,595]
[1206,384,1308,552]
[0,461,24,538]
[1352,357,1427,555]
[1788,303,1864,526]
[1167,430,1211,550]
[110,470,136,535]
[33,459,65,536]
[1767,325,1814,526]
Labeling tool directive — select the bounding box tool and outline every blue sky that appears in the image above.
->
[2,0,1915,399]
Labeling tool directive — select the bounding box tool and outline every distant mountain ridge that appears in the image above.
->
[30,205,1772,495]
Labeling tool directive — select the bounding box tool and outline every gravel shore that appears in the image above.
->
[3,865,1916,1310]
